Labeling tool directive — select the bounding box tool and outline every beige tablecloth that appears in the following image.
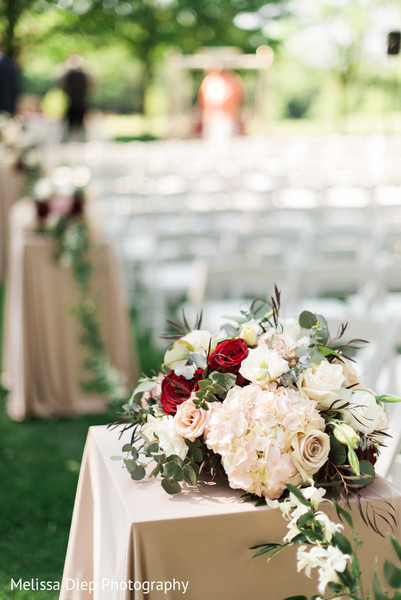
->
[3,202,138,420]
[0,167,25,281]
[60,425,401,600]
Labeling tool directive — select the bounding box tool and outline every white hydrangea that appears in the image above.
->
[204,384,324,499]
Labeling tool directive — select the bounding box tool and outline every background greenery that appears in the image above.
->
[2,0,401,132]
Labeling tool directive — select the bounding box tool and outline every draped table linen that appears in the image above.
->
[0,166,25,281]
[60,425,401,600]
[2,201,137,420]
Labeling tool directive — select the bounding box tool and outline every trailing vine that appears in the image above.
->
[50,206,129,407]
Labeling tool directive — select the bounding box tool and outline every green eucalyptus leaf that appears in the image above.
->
[161,478,181,495]
[130,464,146,480]
[299,311,317,329]
[183,464,197,486]
[146,442,159,455]
[166,454,184,466]
[186,441,204,463]
[309,348,325,364]
[122,443,132,453]
[111,455,123,461]
[124,458,138,473]
[163,461,184,481]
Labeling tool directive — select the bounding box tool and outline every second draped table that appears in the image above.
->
[2,200,138,420]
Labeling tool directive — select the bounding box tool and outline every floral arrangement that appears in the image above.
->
[116,289,398,499]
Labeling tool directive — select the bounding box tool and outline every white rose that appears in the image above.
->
[299,360,346,409]
[342,389,386,435]
[291,430,331,480]
[153,415,188,460]
[239,345,288,386]
[180,330,211,353]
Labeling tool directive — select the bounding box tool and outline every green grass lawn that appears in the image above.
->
[0,284,162,600]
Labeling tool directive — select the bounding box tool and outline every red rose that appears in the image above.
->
[160,368,204,415]
[208,338,249,377]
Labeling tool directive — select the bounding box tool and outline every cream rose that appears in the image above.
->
[174,398,209,442]
[342,389,386,435]
[299,360,346,409]
[291,430,331,480]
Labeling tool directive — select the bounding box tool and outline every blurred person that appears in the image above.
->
[0,47,18,115]
[197,67,244,140]
[58,55,91,141]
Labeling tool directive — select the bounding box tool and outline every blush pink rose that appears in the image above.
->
[174,397,209,442]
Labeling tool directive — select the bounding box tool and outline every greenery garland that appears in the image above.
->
[50,209,129,407]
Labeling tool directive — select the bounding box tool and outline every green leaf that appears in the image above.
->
[333,499,354,528]
[296,510,314,528]
[251,543,281,557]
[373,569,387,600]
[183,464,197,486]
[384,560,401,588]
[130,464,146,481]
[111,455,123,461]
[327,581,343,594]
[348,447,361,476]
[149,464,162,478]
[166,454,184,466]
[186,441,204,463]
[161,478,181,495]
[286,484,312,507]
[330,436,347,465]
[122,443,132,452]
[124,459,138,473]
[299,310,318,329]
[283,597,308,600]
[309,348,325,364]
[146,442,159,455]
[359,460,375,478]
[390,534,401,563]
[163,461,184,481]
[333,532,353,555]
[318,346,344,361]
